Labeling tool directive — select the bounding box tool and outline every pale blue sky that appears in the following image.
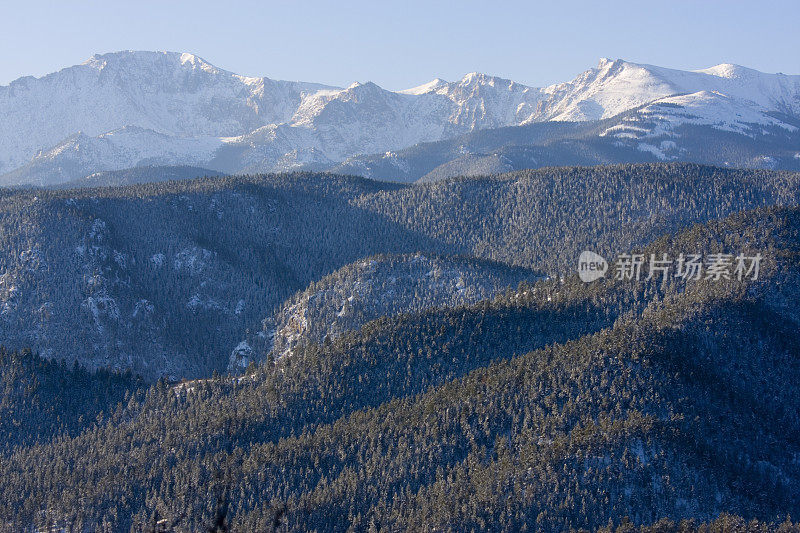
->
[2,0,798,89]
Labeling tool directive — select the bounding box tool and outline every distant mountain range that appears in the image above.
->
[1,51,799,186]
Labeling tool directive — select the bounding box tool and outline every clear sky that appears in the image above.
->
[2,0,798,90]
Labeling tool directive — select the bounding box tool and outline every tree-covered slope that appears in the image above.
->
[55,165,226,189]
[231,252,543,369]
[0,174,428,380]
[0,163,797,381]
[0,348,143,452]
[0,205,797,531]
[355,163,800,273]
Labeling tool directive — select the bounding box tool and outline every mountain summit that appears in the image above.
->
[1,51,798,185]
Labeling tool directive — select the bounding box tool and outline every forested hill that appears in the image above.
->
[0,204,798,532]
[0,348,142,451]
[231,252,544,370]
[0,163,798,379]
[55,165,226,189]
[0,173,419,380]
[354,163,800,273]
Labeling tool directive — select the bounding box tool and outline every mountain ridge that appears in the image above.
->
[2,202,798,530]
[2,51,799,185]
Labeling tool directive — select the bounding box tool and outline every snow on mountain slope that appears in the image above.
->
[603,90,797,144]
[0,51,334,174]
[0,126,223,186]
[535,58,800,122]
[692,63,800,115]
[210,124,338,173]
[1,52,799,185]
[400,78,449,95]
[536,58,678,121]
[400,72,543,132]
[280,73,547,163]
[230,253,542,369]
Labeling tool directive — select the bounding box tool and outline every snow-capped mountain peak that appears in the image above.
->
[0,50,341,174]
[1,52,799,185]
[537,59,683,121]
[399,78,449,95]
[535,57,800,122]
[178,52,218,71]
[460,72,496,85]
[696,63,759,79]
